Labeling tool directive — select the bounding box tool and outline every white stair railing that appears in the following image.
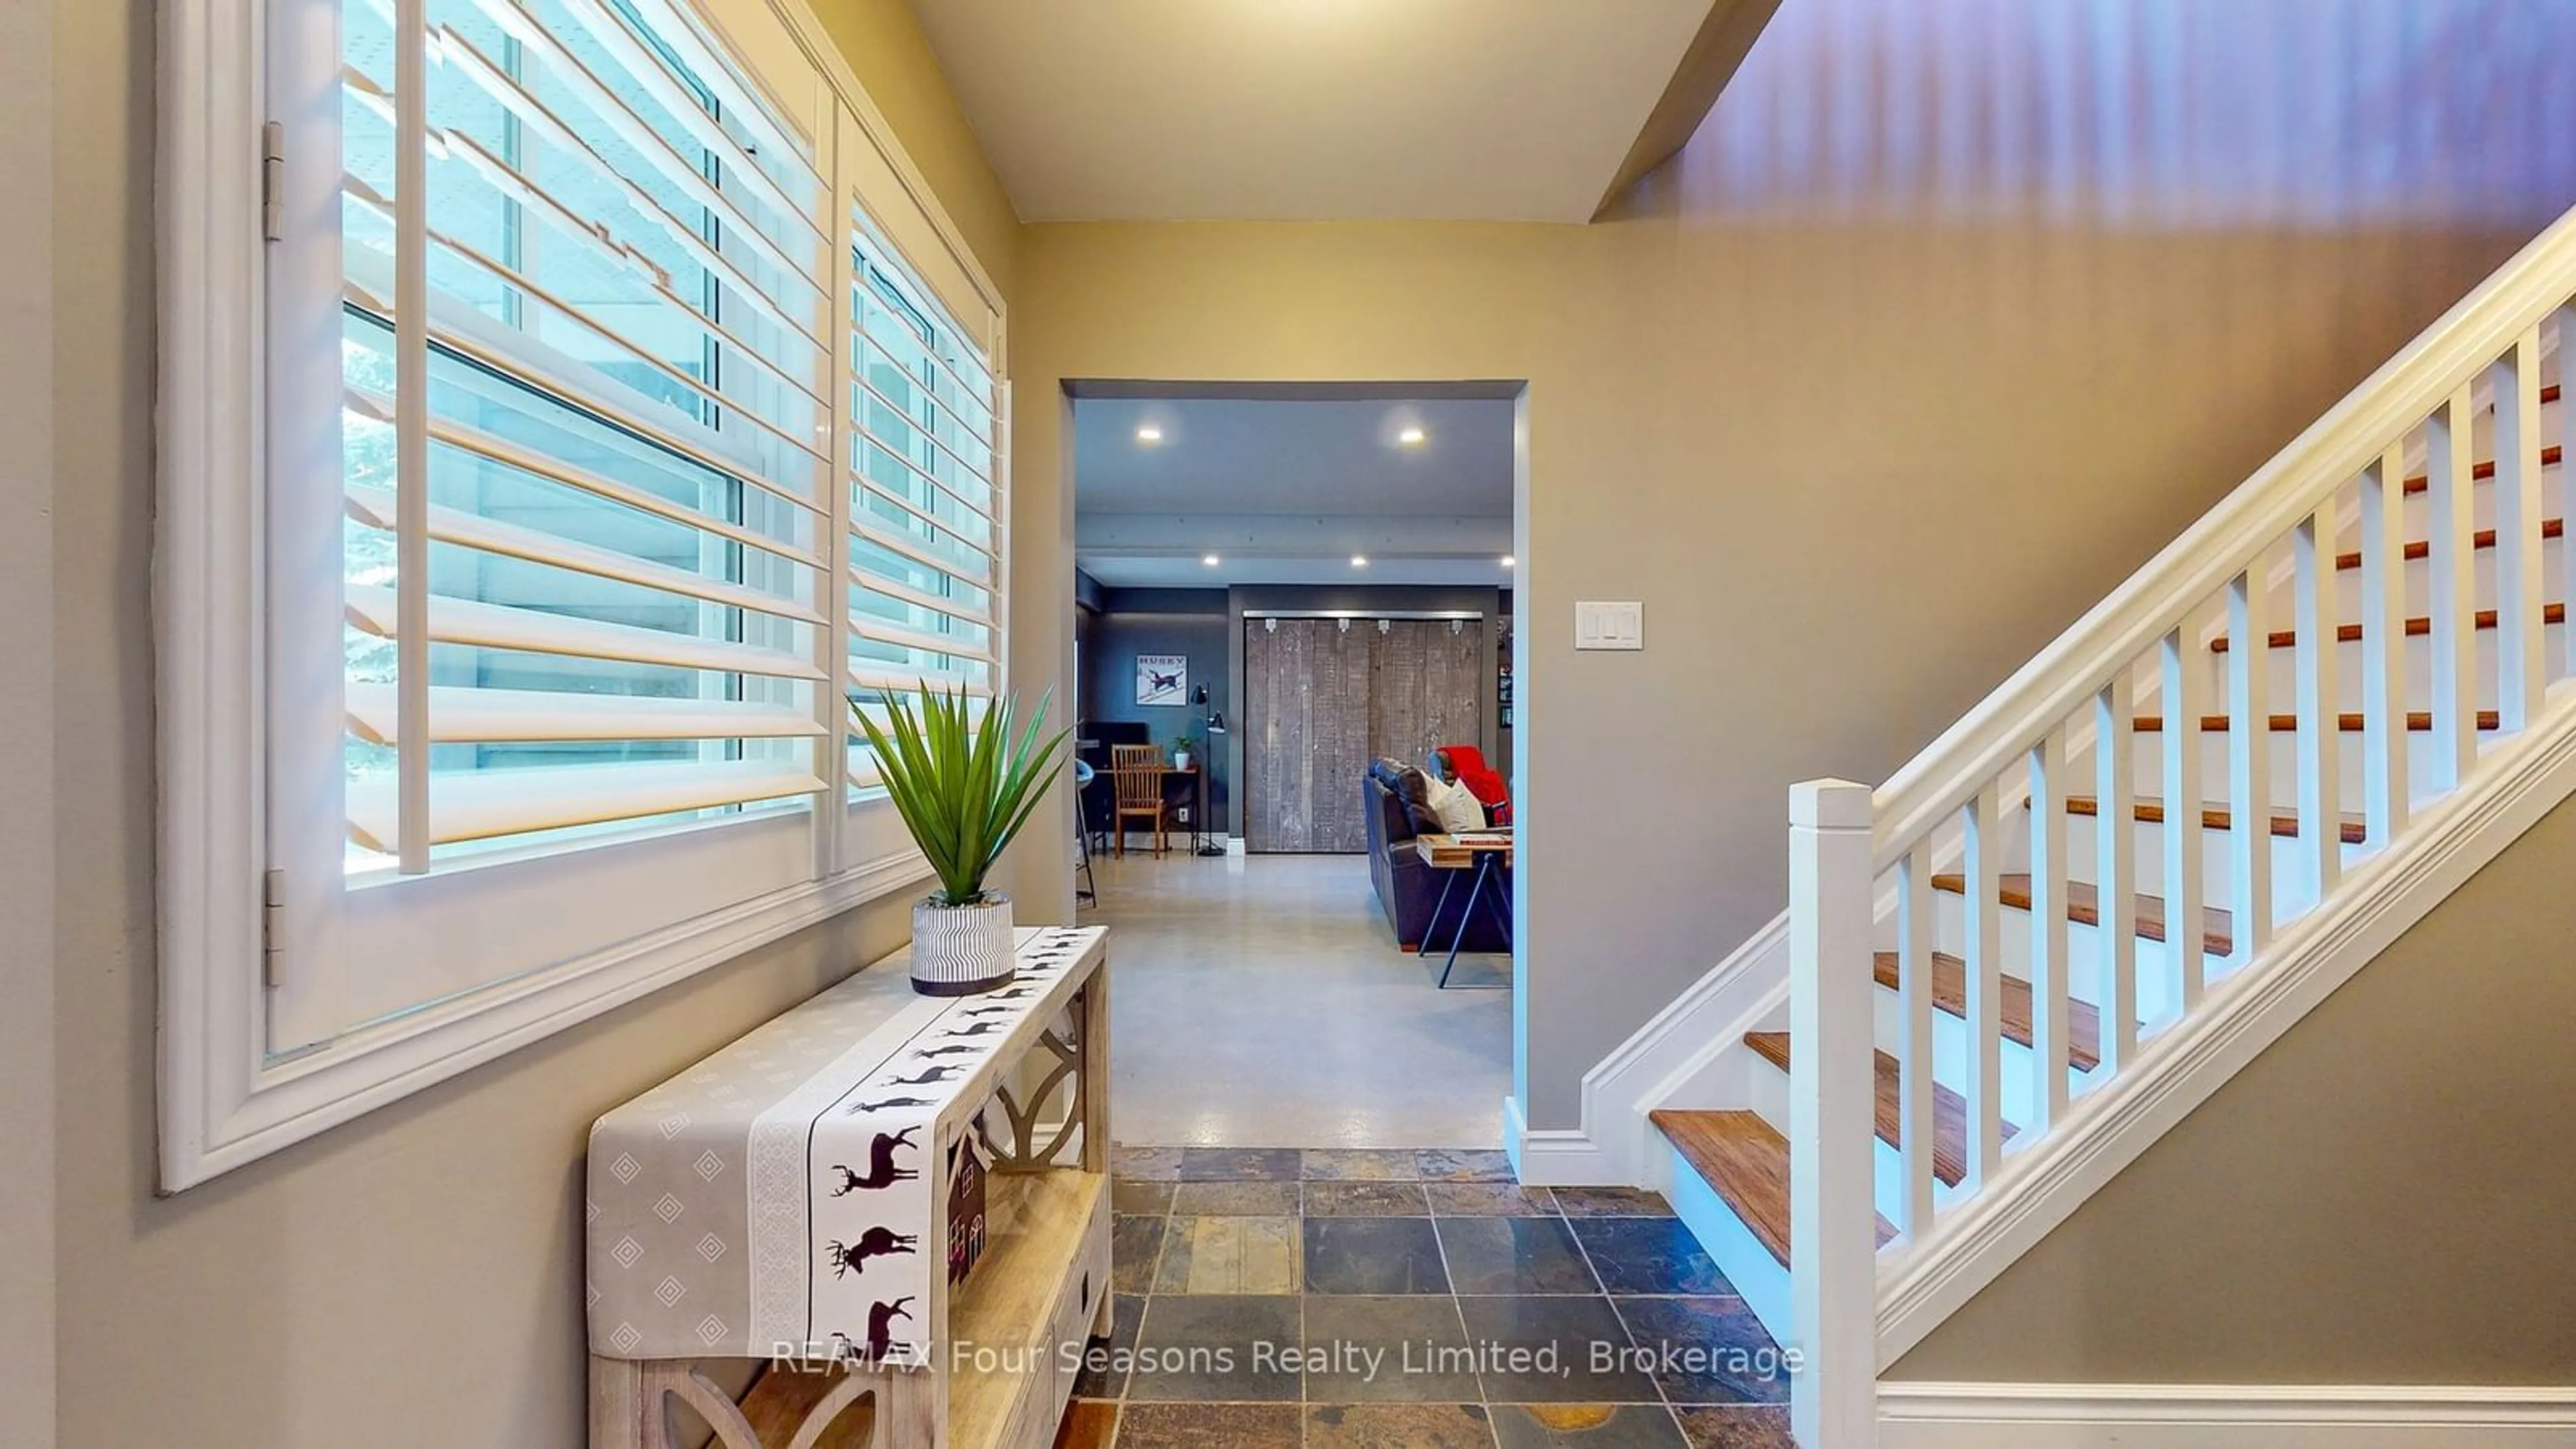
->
[1786,780,1877,1449]
[1788,199,2576,1446]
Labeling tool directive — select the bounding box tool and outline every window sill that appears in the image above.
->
[158,846,930,1193]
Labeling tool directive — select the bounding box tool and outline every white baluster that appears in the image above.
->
[1788,780,1878,1449]
[2225,568,2271,963]
[2427,388,2478,788]
[2094,674,2138,1075]
[2561,307,2576,690]
[2293,510,2341,902]
[2026,731,2070,1130]
[1961,782,2004,1185]
[1895,847,1937,1238]
[2495,331,2546,731]
[2361,447,2410,844]
[2160,627,2206,1010]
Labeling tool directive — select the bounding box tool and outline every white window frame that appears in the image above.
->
[156,0,1008,1190]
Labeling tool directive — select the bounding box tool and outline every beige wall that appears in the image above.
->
[4,0,58,1442]
[1892,793,2576,1384]
[38,1,1011,1443]
[808,0,1019,301]
[1008,186,2560,1131]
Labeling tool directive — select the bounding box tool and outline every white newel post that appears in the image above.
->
[1788,779,1878,1449]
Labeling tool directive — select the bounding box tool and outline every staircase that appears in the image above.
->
[1645,206,2576,1445]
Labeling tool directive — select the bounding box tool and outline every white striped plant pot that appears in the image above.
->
[909,893,1017,996]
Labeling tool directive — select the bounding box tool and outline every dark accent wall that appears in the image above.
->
[1081,588,1230,830]
[1225,584,1505,843]
[1070,608,1095,720]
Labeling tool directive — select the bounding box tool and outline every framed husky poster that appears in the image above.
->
[1136,654,1187,706]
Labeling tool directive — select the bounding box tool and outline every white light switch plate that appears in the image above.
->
[1575,600,1643,650]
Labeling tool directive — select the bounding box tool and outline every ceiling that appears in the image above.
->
[905,0,1724,221]
[1075,396,1515,588]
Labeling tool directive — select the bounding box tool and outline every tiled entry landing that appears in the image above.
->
[1053,1146,1794,1449]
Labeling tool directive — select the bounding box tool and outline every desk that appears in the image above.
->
[1159,764,1208,853]
[1105,763,1203,856]
[1413,832,1513,988]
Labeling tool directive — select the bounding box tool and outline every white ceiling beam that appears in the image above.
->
[1074,513,1511,555]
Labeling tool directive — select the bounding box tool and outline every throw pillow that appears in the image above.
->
[1380,761,1444,837]
[1426,773,1487,835]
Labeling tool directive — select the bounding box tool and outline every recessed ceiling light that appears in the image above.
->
[1397,427,1426,446]
[1350,555,1369,568]
[1201,553,1221,567]
[1136,425,1163,443]
[1501,555,1517,568]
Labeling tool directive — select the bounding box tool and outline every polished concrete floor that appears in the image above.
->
[1084,849,1512,1149]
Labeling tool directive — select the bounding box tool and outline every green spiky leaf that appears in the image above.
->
[855,682,1072,907]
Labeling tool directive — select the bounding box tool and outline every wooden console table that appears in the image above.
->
[586,926,1112,1449]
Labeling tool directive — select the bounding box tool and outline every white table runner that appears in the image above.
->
[587,926,1104,1365]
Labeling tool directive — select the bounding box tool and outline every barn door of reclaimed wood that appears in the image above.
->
[1244,617,1371,851]
[1244,616,1485,852]
[1369,619,1485,774]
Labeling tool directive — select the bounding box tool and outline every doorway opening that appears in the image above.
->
[1067,383,1523,1150]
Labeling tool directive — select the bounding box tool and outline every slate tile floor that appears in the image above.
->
[1057,1147,1794,1449]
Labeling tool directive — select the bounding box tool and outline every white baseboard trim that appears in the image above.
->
[1874,698,2576,1365]
[1577,804,1998,1191]
[1503,1095,1615,1186]
[1569,909,1791,1187]
[1879,1383,2576,1446]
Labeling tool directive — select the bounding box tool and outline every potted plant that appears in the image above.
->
[853,682,1072,996]
[1171,735,1195,771]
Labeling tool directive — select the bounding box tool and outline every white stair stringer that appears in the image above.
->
[1870,689,2576,1363]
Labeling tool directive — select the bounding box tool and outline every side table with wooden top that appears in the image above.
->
[1413,831,1513,987]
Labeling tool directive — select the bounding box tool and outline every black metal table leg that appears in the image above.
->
[1438,853,1497,988]
[1424,865,1462,961]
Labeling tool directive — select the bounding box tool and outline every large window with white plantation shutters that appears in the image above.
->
[156,0,1008,1185]
[327,0,840,871]
[844,222,1004,788]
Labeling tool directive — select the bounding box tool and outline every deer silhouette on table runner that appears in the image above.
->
[847,1096,932,1114]
[828,1126,920,1193]
[825,1226,920,1277]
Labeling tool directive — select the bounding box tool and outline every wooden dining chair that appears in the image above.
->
[1109,744,1169,857]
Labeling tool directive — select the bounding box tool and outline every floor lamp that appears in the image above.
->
[1194,685,1228,857]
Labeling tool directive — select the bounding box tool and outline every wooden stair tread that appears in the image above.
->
[2133,709,2500,733]
[2334,515,2564,572]
[2058,792,2368,847]
[1650,1109,1897,1269]
[1870,949,2102,1071]
[1929,871,2234,957]
[2212,602,2565,652]
[1741,1032,2017,1189]
[2398,441,2562,496]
